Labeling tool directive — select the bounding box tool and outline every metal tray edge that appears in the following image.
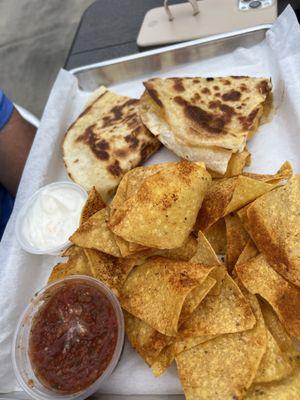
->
[69,24,272,76]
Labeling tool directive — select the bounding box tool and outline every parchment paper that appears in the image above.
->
[0,6,299,395]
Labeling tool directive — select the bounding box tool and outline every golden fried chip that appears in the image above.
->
[120,257,213,336]
[196,175,276,231]
[80,186,106,224]
[151,335,215,377]
[179,276,216,325]
[85,248,135,296]
[110,161,211,249]
[70,208,121,257]
[48,248,92,283]
[246,176,300,287]
[203,218,227,255]
[61,244,84,258]
[254,329,293,383]
[124,311,171,366]
[243,161,292,184]
[246,362,300,400]
[191,231,221,266]
[114,234,146,257]
[176,292,266,400]
[225,213,250,271]
[260,299,298,358]
[235,239,259,266]
[179,272,255,337]
[236,254,300,339]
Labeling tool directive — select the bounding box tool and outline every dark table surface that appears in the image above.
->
[65,0,300,70]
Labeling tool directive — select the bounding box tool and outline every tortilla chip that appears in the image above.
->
[48,248,92,283]
[203,218,227,255]
[179,276,216,325]
[70,208,121,257]
[179,272,256,337]
[80,186,106,224]
[225,213,250,271]
[254,328,293,383]
[124,311,171,366]
[84,248,135,296]
[246,362,300,399]
[114,234,146,257]
[243,161,292,184]
[151,335,215,377]
[235,239,259,266]
[196,175,276,231]
[120,257,213,336]
[176,292,266,400]
[259,299,298,358]
[190,231,221,266]
[236,254,300,339]
[245,176,300,287]
[110,161,211,249]
[61,244,84,258]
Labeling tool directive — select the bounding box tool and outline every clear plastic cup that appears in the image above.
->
[15,181,88,255]
[12,276,125,400]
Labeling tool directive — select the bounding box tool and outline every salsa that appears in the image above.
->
[29,281,118,393]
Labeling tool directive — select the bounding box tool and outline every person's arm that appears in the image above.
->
[0,91,36,196]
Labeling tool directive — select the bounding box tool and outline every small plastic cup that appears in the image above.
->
[15,181,88,255]
[12,275,124,400]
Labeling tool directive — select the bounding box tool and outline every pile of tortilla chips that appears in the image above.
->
[48,159,299,400]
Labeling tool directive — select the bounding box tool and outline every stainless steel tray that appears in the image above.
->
[70,24,272,91]
[2,24,272,400]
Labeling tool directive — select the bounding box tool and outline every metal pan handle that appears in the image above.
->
[164,0,200,21]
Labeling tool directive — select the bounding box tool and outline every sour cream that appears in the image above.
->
[16,182,87,253]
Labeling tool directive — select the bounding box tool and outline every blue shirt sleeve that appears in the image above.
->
[0,90,14,129]
[0,90,15,238]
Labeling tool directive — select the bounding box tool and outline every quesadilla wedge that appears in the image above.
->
[139,76,271,174]
[63,86,160,201]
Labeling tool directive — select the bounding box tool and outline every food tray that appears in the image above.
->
[3,10,300,397]
[70,25,271,91]
[1,25,273,400]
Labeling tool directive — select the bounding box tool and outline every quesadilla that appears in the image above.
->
[63,86,160,201]
[139,76,272,174]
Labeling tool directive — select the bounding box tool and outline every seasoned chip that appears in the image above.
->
[225,213,250,271]
[70,208,121,257]
[254,328,293,383]
[179,276,216,324]
[243,161,292,184]
[236,254,300,339]
[235,239,259,266]
[260,299,298,358]
[246,362,300,399]
[110,161,211,249]
[85,248,135,295]
[190,231,221,266]
[61,244,84,258]
[179,272,256,337]
[203,218,227,255]
[245,176,300,287]
[176,292,266,400]
[120,257,213,336]
[80,186,106,224]
[124,311,171,366]
[197,175,276,231]
[114,234,146,257]
[48,248,92,283]
[152,335,215,377]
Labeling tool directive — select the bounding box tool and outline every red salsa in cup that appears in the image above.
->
[29,280,118,394]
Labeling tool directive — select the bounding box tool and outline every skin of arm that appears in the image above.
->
[0,108,36,196]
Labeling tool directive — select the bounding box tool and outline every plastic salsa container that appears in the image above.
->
[12,276,124,400]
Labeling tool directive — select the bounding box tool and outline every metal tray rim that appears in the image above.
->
[69,23,272,76]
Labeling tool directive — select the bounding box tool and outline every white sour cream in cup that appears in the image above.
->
[16,182,87,254]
